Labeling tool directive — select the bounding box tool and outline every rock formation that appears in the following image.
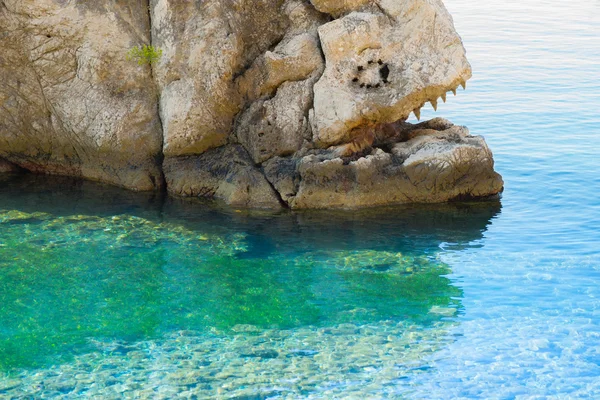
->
[0,0,503,209]
[265,118,503,209]
[0,157,19,173]
[0,0,164,190]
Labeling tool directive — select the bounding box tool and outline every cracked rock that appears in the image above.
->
[0,0,163,190]
[0,0,503,210]
[265,121,503,209]
[312,1,472,147]
[163,145,282,209]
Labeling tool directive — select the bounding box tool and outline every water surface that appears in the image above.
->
[1,0,600,398]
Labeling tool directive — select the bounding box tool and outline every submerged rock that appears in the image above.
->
[0,0,503,209]
[0,320,458,399]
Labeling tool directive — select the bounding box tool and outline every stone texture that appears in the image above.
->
[233,0,327,165]
[235,78,316,164]
[265,119,503,209]
[309,0,372,17]
[237,32,325,102]
[150,0,291,157]
[311,0,472,147]
[0,0,163,190]
[163,145,282,209]
[0,158,20,173]
[0,0,503,209]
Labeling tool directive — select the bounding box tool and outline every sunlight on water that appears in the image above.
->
[1,0,599,398]
[0,176,499,398]
[0,206,461,371]
[400,0,600,398]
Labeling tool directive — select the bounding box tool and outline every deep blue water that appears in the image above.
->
[1,0,599,398]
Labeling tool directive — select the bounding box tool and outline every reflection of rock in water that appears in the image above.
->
[163,193,501,258]
[0,174,500,250]
[0,174,501,256]
[0,320,458,399]
[0,175,488,377]
[0,174,164,219]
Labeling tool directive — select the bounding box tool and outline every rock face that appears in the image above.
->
[265,119,503,209]
[0,157,20,173]
[151,0,291,157]
[163,145,282,209]
[0,0,504,209]
[0,0,163,190]
[311,1,471,147]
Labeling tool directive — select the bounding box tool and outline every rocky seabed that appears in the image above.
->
[0,320,456,399]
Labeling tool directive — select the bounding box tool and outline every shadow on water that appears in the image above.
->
[0,173,502,253]
[0,174,501,371]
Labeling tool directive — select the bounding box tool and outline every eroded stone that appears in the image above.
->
[265,121,503,209]
[312,2,472,147]
[0,158,20,173]
[163,145,282,209]
[0,0,163,190]
[151,0,290,157]
[0,0,502,210]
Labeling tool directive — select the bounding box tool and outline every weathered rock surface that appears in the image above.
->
[163,145,282,209]
[0,0,503,209]
[0,0,163,190]
[311,0,472,147]
[0,157,20,173]
[235,77,317,165]
[151,0,296,157]
[309,0,372,17]
[265,119,503,209]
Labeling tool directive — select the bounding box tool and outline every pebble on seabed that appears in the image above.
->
[0,320,456,399]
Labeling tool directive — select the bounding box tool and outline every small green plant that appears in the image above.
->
[126,44,163,65]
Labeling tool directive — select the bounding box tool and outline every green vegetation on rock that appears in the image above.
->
[126,44,163,65]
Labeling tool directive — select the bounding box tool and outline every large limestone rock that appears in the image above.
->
[311,0,472,147]
[155,0,330,200]
[0,0,504,209]
[0,0,163,190]
[265,119,503,209]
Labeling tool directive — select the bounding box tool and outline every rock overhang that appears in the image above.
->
[310,0,472,148]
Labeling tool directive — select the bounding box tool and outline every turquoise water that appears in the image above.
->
[1,0,599,398]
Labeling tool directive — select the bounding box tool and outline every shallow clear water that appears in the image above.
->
[1,0,599,398]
